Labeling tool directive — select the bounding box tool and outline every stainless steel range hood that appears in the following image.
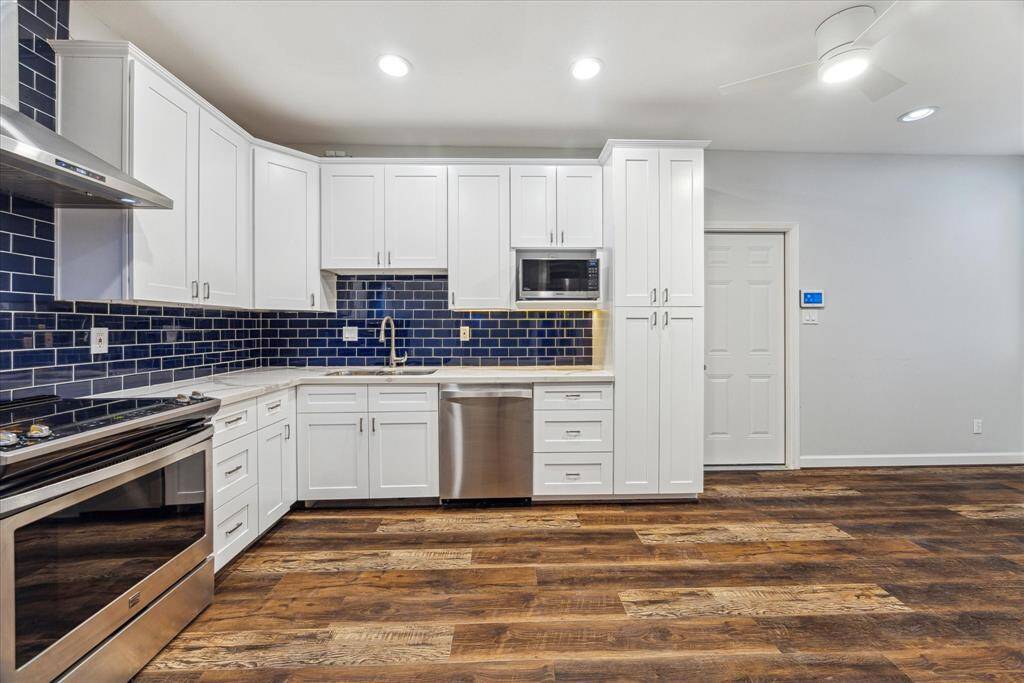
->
[0,0,171,209]
[1,104,173,209]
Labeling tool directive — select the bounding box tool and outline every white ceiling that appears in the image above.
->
[75,0,1023,155]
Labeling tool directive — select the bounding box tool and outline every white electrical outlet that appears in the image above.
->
[972,418,983,435]
[90,327,109,354]
[459,325,471,341]
[342,326,358,342]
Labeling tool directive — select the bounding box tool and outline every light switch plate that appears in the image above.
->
[90,327,109,353]
[801,310,819,325]
[459,325,471,341]
[342,326,358,342]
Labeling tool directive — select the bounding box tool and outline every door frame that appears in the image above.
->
[704,222,800,470]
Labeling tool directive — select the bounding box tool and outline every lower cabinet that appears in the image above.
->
[533,383,614,497]
[257,418,297,534]
[212,485,259,572]
[297,385,439,501]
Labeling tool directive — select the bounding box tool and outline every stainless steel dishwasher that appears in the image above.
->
[439,384,533,502]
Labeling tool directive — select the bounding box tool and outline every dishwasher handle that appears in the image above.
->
[440,388,533,400]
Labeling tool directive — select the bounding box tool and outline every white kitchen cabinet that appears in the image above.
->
[198,108,251,307]
[257,416,297,534]
[321,164,384,269]
[213,485,259,572]
[297,412,369,500]
[510,165,556,248]
[448,165,511,309]
[321,164,446,270]
[368,411,439,498]
[609,147,703,307]
[556,166,603,247]
[385,165,447,269]
[253,145,335,311]
[613,306,703,495]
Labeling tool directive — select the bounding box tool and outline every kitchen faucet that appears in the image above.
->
[379,316,408,369]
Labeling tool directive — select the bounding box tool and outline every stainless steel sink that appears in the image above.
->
[327,368,438,377]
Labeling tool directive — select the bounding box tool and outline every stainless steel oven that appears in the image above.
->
[0,395,217,683]
[516,250,600,301]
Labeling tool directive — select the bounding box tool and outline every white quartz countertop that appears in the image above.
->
[94,366,614,407]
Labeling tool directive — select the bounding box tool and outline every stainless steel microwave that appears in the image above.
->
[516,251,600,301]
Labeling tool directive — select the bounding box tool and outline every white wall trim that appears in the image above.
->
[705,221,801,470]
[801,452,1024,468]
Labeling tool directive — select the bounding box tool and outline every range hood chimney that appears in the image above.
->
[0,0,171,209]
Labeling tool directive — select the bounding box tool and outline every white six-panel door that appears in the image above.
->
[448,165,510,309]
[613,307,662,494]
[612,149,660,306]
[510,165,556,248]
[660,307,704,492]
[130,62,199,304]
[321,164,384,269]
[368,412,439,498]
[198,109,251,308]
[704,233,785,465]
[297,413,369,499]
[385,165,447,269]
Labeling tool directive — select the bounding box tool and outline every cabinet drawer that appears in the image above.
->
[212,398,258,447]
[534,409,614,452]
[258,388,293,428]
[534,452,613,496]
[212,431,258,508]
[534,383,613,410]
[369,385,438,412]
[213,485,259,572]
[298,385,368,413]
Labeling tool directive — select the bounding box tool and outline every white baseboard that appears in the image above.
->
[800,452,1024,468]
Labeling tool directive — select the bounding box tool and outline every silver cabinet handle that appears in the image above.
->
[440,388,533,399]
[224,415,244,425]
[285,424,291,439]
[225,521,244,535]
[387,251,392,266]
[371,417,376,432]
[549,232,554,245]
[560,230,565,244]
[650,312,657,328]
[204,282,210,299]
[451,292,455,305]
[359,417,363,432]
[310,293,315,307]
[191,280,199,298]
[650,288,656,304]
[663,287,669,302]
[267,401,282,411]
[225,464,243,476]
[565,472,581,478]
[664,311,669,327]
[564,429,581,437]
[563,393,581,400]
[377,251,381,266]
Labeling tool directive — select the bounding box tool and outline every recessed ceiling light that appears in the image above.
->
[378,54,411,78]
[898,106,938,122]
[818,49,870,84]
[571,57,602,80]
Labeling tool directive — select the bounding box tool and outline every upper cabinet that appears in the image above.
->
[608,146,703,307]
[448,165,510,310]
[510,165,602,248]
[321,164,446,270]
[253,146,335,312]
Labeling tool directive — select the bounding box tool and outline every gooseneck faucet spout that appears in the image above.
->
[379,316,408,369]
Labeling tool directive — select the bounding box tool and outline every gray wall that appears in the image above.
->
[705,151,1024,458]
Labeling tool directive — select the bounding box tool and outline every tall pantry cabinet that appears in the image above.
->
[602,141,707,496]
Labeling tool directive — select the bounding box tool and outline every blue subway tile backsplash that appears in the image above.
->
[0,0,594,402]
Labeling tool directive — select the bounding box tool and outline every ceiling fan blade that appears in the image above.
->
[719,61,817,96]
[852,0,913,47]
[856,64,907,101]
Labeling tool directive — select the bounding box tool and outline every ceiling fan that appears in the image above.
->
[719,2,916,101]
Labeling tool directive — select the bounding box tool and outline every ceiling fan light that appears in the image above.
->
[898,106,939,122]
[818,50,870,84]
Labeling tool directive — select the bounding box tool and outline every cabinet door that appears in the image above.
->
[659,149,703,306]
[448,165,510,309]
[557,166,602,247]
[256,420,295,534]
[253,147,320,310]
[613,307,661,494]
[297,413,368,500]
[385,165,447,269]
[612,148,659,307]
[198,109,251,308]
[659,308,704,493]
[321,164,384,269]
[368,411,438,498]
[510,165,556,248]
[129,62,199,304]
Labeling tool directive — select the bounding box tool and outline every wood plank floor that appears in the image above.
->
[135,465,1024,681]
